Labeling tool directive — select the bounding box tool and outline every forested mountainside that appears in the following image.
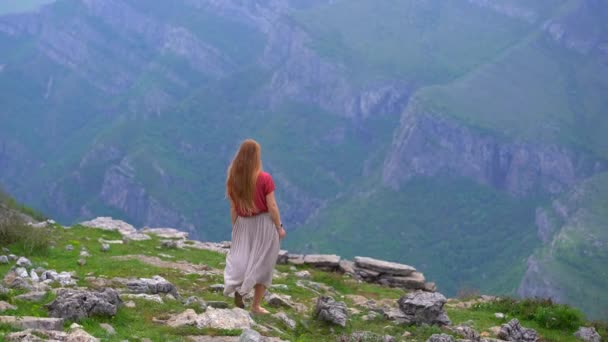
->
[0,0,606,318]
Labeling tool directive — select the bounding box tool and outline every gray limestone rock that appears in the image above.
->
[46,288,122,321]
[426,334,455,342]
[397,290,450,326]
[314,296,348,327]
[126,275,179,298]
[0,255,8,264]
[574,327,601,342]
[273,312,296,330]
[497,319,538,342]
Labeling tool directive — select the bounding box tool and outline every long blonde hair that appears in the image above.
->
[226,139,262,215]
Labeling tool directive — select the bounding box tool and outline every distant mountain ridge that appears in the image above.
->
[0,0,607,319]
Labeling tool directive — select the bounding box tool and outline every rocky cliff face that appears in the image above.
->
[383,105,605,196]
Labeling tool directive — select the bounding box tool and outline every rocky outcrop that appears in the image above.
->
[0,316,64,331]
[384,111,604,196]
[165,307,254,330]
[126,275,179,298]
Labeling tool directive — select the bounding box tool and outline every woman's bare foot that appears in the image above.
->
[234,292,245,309]
[250,306,270,314]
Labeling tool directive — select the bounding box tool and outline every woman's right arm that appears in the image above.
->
[266,191,286,240]
[229,200,237,225]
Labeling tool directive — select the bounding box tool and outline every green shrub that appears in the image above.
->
[0,213,50,255]
[474,297,585,330]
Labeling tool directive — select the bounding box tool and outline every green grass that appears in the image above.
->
[286,176,543,298]
[0,224,605,341]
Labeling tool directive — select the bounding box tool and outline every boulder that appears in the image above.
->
[126,275,179,297]
[273,312,296,330]
[314,296,348,327]
[426,334,455,342]
[121,293,164,303]
[8,254,17,261]
[16,257,33,268]
[161,239,179,249]
[30,270,39,282]
[0,315,64,331]
[497,319,538,342]
[303,254,341,268]
[574,327,601,342]
[239,329,262,342]
[46,288,122,321]
[397,290,451,326]
[15,267,28,278]
[354,256,416,276]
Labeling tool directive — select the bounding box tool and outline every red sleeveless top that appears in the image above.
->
[232,171,276,217]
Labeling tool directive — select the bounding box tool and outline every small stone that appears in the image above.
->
[8,254,17,261]
[101,244,110,252]
[0,255,8,264]
[273,312,296,330]
[266,293,293,308]
[80,250,91,257]
[124,300,136,308]
[495,312,505,319]
[100,323,116,335]
[70,322,83,329]
[209,284,225,293]
[160,240,178,249]
[16,257,32,268]
[65,245,74,251]
[239,328,262,342]
[30,270,39,282]
[426,334,455,342]
[276,250,289,264]
[574,326,601,342]
[166,294,176,301]
[498,319,538,342]
[78,258,87,266]
[271,284,289,291]
[402,331,412,337]
[289,266,297,271]
[295,270,311,279]
[15,267,28,278]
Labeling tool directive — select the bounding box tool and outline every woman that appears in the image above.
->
[223,139,287,314]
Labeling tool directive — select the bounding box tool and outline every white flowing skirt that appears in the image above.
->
[223,213,280,296]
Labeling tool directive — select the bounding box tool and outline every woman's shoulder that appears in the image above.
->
[259,171,272,179]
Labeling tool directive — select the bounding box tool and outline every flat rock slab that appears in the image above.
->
[126,275,179,297]
[112,254,217,276]
[378,272,426,289]
[303,254,341,267]
[354,256,416,276]
[14,291,48,302]
[0,315,64,331]
[0,301,17,312]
